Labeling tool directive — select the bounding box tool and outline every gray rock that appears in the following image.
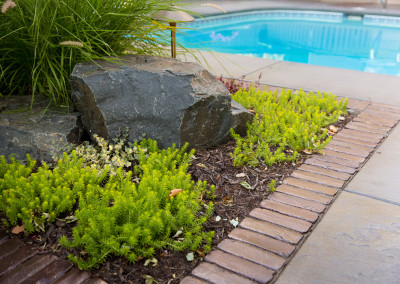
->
[71,55,253,149]
[0,96,82,162]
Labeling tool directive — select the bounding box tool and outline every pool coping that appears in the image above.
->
[181,92,400,284]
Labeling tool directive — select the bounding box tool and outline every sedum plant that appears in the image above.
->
[231,87,348,167]
[0,139,214,269]
[0,0,181,106]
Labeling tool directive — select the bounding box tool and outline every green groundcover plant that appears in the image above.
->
[0,139,214,269]
[0,0,180,106]
[230,87,348,167]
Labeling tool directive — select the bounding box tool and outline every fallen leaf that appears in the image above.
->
[248,109,256,114]
[144,275,155,284]
[144,258,158,267]
[240,181,253,190]
[302,149,312,155]
[215,216,221,222]
[235,173,246,178]
[11,225,25,234]
[186,252,194,262]
[329,125,338,133]
[338,116,345,121]
[172,228,183,238]
[168,188,182,198]
[196,249,205,258]
[196,163,207,168]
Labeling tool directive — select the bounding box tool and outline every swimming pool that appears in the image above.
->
[178,10,400,76]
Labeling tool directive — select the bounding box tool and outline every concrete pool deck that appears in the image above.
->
[179,1,400,283]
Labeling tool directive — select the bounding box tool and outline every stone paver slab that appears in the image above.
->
[20,258,73,284]
[0,246,38,277]
[298,164,351,181]
[276,184,333,205]
[268,192,326,213]
[260,199,319,223]
[354,114,397,128]
[338,129,385,141]
[305,158,357,174]
[192,262,257,284]
[229,228,296,257]
[249,208,312,233]
[82,277,108,284]
[0,254,56,284]
[53,267,91,284]
[284,177,339,195]
[364,108,400,119]
[275,192,400,284]
[328,139,374,151]
[291,170,345,188]
[346,124,400,203]
[217,239,285,271]
[240,217,303,244]
[332,134,379,148]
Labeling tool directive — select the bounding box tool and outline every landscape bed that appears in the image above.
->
[0,85,349,283]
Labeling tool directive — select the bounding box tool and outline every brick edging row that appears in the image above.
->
[181,98,400,284]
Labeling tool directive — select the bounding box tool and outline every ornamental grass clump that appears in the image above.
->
[0,0,179,105]
[231,87,348,167]
[0,139,214,269]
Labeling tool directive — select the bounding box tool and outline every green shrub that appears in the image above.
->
[0,0,179,105]
[231,87,348,167]
[60,140,214,269]
[0,139,214,269]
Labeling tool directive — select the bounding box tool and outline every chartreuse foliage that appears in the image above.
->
[0,140,214,269]
[231,87,348,167]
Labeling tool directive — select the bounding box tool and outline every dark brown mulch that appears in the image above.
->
[0,113,355,284]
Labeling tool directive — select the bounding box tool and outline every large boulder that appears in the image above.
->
[0,96,83,162]
[71,55,253,149]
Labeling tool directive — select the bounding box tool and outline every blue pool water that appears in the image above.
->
[178,10,400,76]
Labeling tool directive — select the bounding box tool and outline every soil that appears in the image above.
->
[0,90,355,283]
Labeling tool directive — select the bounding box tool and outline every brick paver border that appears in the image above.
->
[181,97,400,284]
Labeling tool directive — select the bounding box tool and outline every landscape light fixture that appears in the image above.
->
[154,8,194,58]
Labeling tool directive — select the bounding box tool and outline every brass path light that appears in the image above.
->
[154,8,194,58]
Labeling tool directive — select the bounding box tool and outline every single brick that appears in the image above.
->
[0,255,57,284]
[345,98,362,109]
[240,217,303,244]
[249,208,312,233]
[81,278,108,284]
[364,108,400,119]
[370,102,400,111]
[355,114,397,128]
[229,227,296,257]
[310,154,360,168]
[347,121,391,132]
[337,129,384,142]
[328,139,374,152]
[324,144,370,158]
[332,135,378,148]
[260,199,319,223]
[0,232,8,244]
[322,149,365,163]
[180,276,210,284]
[298,164,351,181]
[284,177,339,195]
[218,239,286,271]
[305,158,357,174]
[345,123,389,135]
[192,262,258,284]
[20,258,73,284]
[268,192,326,213]
[0,238,23,259]
[276,184,333,205]
[349,100,370,111]
[0,247,38,277]
[291,170,345,188]
[52,267,91,284]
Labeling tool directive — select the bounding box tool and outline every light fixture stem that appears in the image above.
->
[170,22,177,58]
